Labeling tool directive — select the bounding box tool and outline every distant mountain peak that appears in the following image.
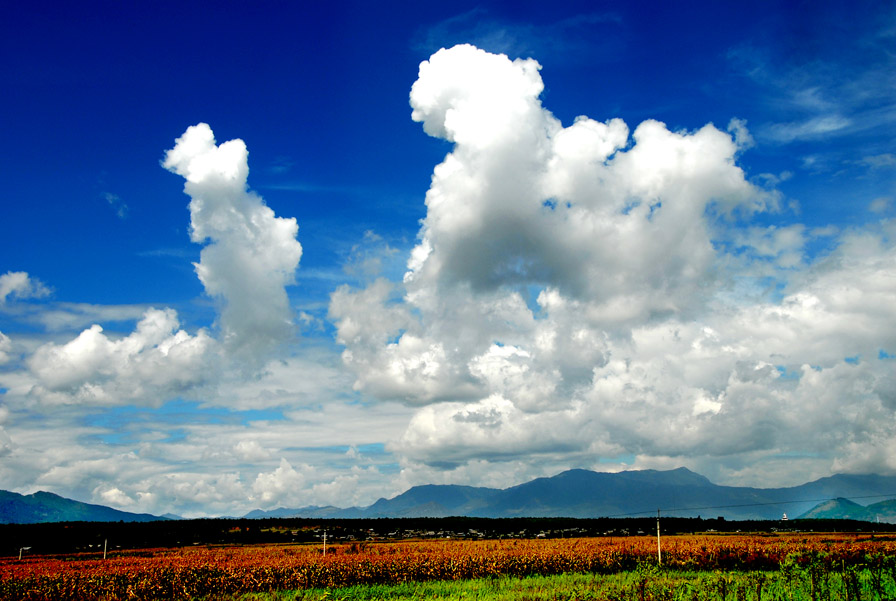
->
[0,489,168,524]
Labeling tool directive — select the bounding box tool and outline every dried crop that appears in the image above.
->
[1,534,894,600]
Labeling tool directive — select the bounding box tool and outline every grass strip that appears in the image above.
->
[226,566,896,601]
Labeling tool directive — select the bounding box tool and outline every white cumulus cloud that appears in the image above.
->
[2,124,305,413]
[331,44,896,485]
[163,123,303,362]
[26,308,212,406]
[252,457,309,508]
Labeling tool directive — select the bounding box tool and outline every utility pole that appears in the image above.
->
[656,509,662,565]
[323,530,327,556]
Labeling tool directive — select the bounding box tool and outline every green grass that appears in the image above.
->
[224,564,896,601]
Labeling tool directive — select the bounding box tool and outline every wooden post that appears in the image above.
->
[104,538,108,560]
[323,530,327,556]
[656,510,662,565]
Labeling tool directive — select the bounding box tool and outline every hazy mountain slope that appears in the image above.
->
[0,490,167,524]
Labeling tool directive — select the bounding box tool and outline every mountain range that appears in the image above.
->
[245,467,896,522]
[5,467,896,524]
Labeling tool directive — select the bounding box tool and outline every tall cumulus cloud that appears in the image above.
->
[17,124,304,407]
[331,44,896,484]
[163,123,303,362]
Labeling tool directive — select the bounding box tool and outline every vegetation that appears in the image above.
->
[2,533,895,600]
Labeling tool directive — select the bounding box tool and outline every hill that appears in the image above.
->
[0,490,168,524]
[798,498,875,521]
[799,497,896,523]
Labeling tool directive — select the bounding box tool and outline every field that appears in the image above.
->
[2,533,896,600]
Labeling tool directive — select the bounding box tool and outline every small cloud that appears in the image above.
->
[727,118,754,150]
[0,271,51,304]
[869,196,892,214]
[791,87,834,112]
[234,439,270,462]
[137,247,196,260]
[0,332,12,364]
[762,115,851,143]
[860,154,896,170]
[342,230,400,280]
[32,302,149,332]
[104,192,128,219]
[252,458,307,507]
[753,171,792,187]
[733,225,806,269]
[267,156,295,174]
[297,311,324,332]
[414,8,621,66]
[96,486,136,507]
[801,155,820,169]
[810,225,839,237]
[0,428,11,458]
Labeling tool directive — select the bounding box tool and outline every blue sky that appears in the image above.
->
[1,1,894,517]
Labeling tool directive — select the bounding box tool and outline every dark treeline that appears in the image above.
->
[4,516,895,557]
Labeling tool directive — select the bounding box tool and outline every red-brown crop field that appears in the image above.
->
[2,534,895,600]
